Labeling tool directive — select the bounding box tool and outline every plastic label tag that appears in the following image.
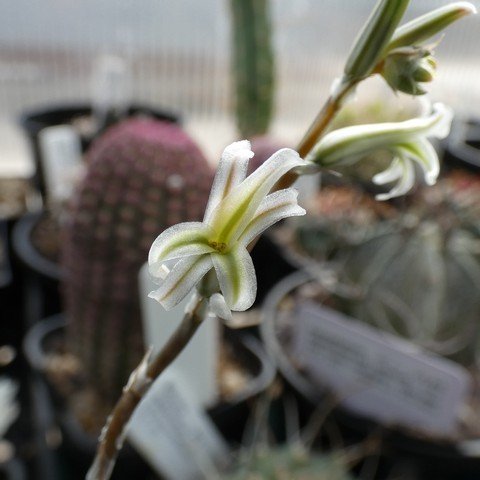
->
[293,301,471,437]
[138,264,219,408]
[128,373,228,480]
[39,125,83,202]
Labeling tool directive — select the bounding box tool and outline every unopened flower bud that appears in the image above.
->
[412,60,435,83]
[386,2,476,52]
[381,46,436,95]
[344,0,410,81]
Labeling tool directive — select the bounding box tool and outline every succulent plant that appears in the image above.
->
[61,118,214,405]
[286,184,396,265]
[295,172,480,365]
[226,445,354,480]
[230,0,275,139]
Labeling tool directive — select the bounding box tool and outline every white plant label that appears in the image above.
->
[39,125,83,202]
[293,301,472,437]
[139,264,219,408]
[128,373,228,480]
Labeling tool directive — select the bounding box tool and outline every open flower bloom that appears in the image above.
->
[306,102,453,201]
[148,141,306,320]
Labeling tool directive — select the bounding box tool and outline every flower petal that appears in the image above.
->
[210,148,307,244]
[203,140,253,224]
[423,102,453,139]
[397,138,439,185]
[148,222,215,274]
[211,246,256,312]
[148,255,213,310]
[238,188,306,246]
[375,157,415,201]
[208,293,233,322]
[372,157,403,185]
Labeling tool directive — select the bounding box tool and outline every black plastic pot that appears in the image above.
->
[20,103,179,199]
[444,117,480,172]
[0,220,12,289]
[12,211,61,284]
[24,315,275,479]
[0,458,26,480]
[12,211,62,327]
[260,271,480,480]
[251,234,297,307]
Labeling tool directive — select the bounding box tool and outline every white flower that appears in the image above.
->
[306,102,453,200]
[148,141,306,320]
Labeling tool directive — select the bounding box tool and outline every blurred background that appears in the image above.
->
[0,1,479,479]
[0,0,479,174]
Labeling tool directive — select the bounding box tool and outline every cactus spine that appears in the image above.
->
[61,118,214,406]
[230,0,275,138]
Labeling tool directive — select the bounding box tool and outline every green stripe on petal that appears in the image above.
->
[238,188,306,247]
[148,222,215,268]
[211,246,256,311]
[203,140,253,224]
[149,254,213,310]
[210,148,306,245]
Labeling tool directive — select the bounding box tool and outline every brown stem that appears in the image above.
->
[86,295,207,480]
[296,94,343,159]
[275,78,357,191]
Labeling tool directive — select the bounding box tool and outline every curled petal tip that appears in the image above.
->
[223,140,254,160]
[148,289,164,303]
[458,2,477,15]
[425,174,438,186]
[209,293,233,322]
[430,102,454,139]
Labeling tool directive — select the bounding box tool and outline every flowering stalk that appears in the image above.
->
[87,2,474,479]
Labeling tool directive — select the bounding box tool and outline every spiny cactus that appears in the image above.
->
[226,446,354,480]
[295,173,480,365]
[230,0,275,139]
[290,184,397,263]
[61,118,214,406]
